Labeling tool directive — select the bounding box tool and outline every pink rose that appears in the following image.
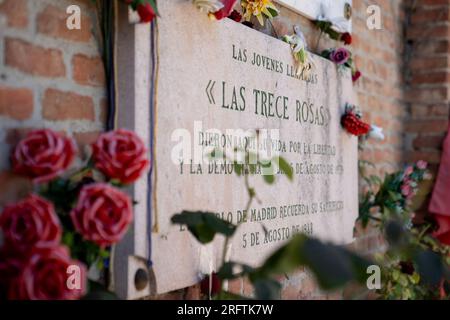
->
[330,48,350,65]
[92,129,149,184]
[401,184,412,198]
[404,166,414,177]
[417,160,428,170]
[12,129,76,183]
[70,183,133,247]
[8,246,86,300]
[0,194,61,252]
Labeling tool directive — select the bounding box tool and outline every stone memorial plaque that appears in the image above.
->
[148,1,357,294]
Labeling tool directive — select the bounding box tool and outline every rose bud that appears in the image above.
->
[352,70,362,82]
[200,273,222,297]
[12,129,76,183]
[341,32,352,45]
[137,2,156,23]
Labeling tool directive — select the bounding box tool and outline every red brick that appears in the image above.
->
[413,134,446,149]
[184,284,201,300]
[227,278,242,295]
[37,5,92,42]
[242,277,254,297]
[407,25,450,40]
[404,119,449,133]
[72,54,106,87]
[0,171,33,207]
[73,131,100,159]
[411,103,450,119]
[410,57,448,71]
[99,98,108,124]
[5,128,33,145]
[0,0,28,28]
[404,150,443,164]
[0,86,33,120]
[410,72,450,85]
[411,7,450,24]
[5,38,66,77]
[406,87,448,102]
[42,88,95,121]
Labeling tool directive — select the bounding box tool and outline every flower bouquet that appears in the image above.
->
[0,129,149,300]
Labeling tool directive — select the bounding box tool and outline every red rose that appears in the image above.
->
[12,129,76,184]
[341,112,371,136]
[352,70,362,82]
[200,273,222,296]
[137,2,156,23]
[0,194,61,252]
[8,246,86,300]
[92,129,149,184]
[341,32,352,45]
[70,183,133,247]
[0,247,24,298]
[433,214,450,246]
[213,0,238,20]
[228,9,242,22]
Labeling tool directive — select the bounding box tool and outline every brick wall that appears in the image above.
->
[404,0,450,182]
[0,0,106,205]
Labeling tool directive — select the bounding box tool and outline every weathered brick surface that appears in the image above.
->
[0,0,449,301]
[42,88,95,121]
[72,54,106,87]
[0,0,105,206]
[5,38,66,77]
[0,86,33,120]
[37,4,92,42]
[0,0,28,29]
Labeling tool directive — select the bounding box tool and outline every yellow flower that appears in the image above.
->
[241,0,279,26]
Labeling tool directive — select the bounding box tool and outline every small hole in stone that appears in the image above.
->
[134,268,149,291]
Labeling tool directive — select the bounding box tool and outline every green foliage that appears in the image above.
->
[253,235,372,290]
[171,211,236,244]
[359,162,450,300]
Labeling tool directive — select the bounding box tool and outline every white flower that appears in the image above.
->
[193,0,224,13]
[369,125,385,140]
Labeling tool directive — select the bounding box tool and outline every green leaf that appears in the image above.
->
[275,156,294,181]
[216,291,250,300]
[255,235,372,290]
[171,211,237,244]
[253,278,281,300]
[263,174,275,185]
[217,262,254,280]
[414,250,443,286]
[234,162,243,176]
[266,8,279,18]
